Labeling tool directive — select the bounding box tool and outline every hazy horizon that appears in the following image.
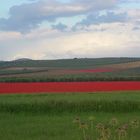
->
[1,57,140,62]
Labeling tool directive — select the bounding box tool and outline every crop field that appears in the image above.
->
[0,92,140,140]
[0,58,140,82]
[1,81,140,94]
[0,58,140,140]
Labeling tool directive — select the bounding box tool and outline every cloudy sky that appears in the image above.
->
[0,0,140,60]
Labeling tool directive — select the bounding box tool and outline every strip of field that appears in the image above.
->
[0,82,140,94]
[0,92,140,113]
[103,61,140,70]
[0,60,140,80]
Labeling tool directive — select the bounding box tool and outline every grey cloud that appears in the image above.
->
[133,27,140,30]
[133,21,140,31]
[52,23,67,31]
[0,0,116,32]
[75,12,128,27]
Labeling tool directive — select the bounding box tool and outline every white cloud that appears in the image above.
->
[0,0,139,60]
[0,31,21,41]
[0,21,139,60]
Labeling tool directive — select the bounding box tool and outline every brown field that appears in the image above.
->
[103,61,140,70]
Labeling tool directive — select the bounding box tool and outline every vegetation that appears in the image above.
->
[73,116,139,140]
[0,73,140,82]
[1,58,140,68]
[0,92,140,140]
[0,92,140,113]
[0,112,139,140]
[0,58,140,82]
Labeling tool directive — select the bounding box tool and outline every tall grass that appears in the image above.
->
[0,92,139,114]
[0,98,139,114]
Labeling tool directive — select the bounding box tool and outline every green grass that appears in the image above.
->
[0,92,140,140]
[0,112,139,140]
[0,92,140,113]
[1,91,140,102]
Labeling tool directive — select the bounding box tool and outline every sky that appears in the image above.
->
[0,0,140,60]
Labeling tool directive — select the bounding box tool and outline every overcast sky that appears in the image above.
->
[0,0,140,60]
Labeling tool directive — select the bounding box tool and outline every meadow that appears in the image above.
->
[0,92,140,140]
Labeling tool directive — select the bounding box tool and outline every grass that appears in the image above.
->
[73,114,140,140]
[0,92,140,113]
[0,112,139,140]
[0,91,140,140]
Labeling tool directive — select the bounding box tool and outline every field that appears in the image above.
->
[0,92,140,140]
[1,82,140,93]
[0,58,140,82]
[0,58,140,140]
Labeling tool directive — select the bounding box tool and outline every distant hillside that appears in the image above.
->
[1,57,140,69]
[0,57,140,82]
[14,58,32,62]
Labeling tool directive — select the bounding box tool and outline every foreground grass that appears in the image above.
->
[0,92,140,140]
[0,112,140,140]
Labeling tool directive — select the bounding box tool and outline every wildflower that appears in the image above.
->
[103,126,111,139]
[130,119,139,129]
[109,118,118,127]
[73,117,81,124]
[116,126,127,140]
[122,123,129,131]
[96,123,104,131]
[79,122,88,129]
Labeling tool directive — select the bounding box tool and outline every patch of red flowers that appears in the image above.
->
[0,82,140,94]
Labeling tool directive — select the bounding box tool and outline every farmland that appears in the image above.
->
[1,0,140,139]
[0,82,140,93]
[0,92,140,140]
[0,58,140,140]
[0,58,140,82]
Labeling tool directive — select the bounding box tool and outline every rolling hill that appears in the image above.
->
[0,57,140,82]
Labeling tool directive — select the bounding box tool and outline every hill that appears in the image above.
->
[0,57,140,82]
[1,57,140,68]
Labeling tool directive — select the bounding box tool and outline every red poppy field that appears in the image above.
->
[0,81,140,94]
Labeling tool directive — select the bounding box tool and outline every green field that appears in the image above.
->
[0,92,140,140]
